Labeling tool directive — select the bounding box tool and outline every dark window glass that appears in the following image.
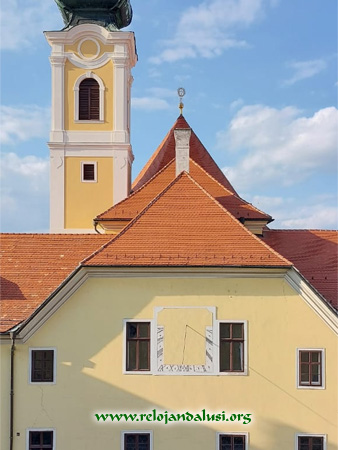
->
[298,436,324,450]
[220,323,244,372]
[126,322,150,371]
[220,434,245,450]
[299,351,322,386]
[79,78,100,120]
[124,433,150,450]
[29,431,53,449]
[31,350,54,383]
[83,163,95,181]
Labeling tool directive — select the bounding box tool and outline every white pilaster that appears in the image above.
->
[49,148,65,232]
[49,53,66,143]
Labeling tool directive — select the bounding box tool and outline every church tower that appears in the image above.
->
[45,0,137,233]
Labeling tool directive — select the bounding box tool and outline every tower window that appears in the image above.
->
[79,78,100,120]
[81,162,97,182]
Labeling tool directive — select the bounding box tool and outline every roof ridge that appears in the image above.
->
[189,159,272,219]
[96,159,176,221]
[189,130,238,195]
[132,119,183,189]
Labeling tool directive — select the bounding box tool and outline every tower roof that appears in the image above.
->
[54,0,132,30]
[132,115,238,195]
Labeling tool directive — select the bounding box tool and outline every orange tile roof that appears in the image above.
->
[0,234,111,332]
[132,115,238,195]
[97,159,271,222]
[263,229,338,309]
[85,172,290,267]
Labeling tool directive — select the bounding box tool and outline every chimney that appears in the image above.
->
[174,128,191,176]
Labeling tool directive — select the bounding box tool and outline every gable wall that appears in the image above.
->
[1,275,337,449]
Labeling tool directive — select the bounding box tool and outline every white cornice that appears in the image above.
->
[2,266,336,343]
[285,268,338,334]
[44,25,137,67]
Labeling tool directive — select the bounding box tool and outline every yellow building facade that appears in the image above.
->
[1,269,337,449]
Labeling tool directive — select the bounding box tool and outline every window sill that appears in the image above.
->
[74,120,104,124]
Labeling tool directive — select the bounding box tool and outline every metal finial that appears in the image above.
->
[177,87,185,115]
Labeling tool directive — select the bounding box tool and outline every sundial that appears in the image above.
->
[54,0,133,30]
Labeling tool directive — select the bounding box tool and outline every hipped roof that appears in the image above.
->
[86,172,289,267]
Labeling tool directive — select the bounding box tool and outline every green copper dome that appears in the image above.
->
[54,0,132,31]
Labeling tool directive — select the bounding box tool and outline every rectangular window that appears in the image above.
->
[219,434,246,450]
[28,430,53,450]
[126,322,150,371]
[298,350,324,387]
[30,350,55,383]
[298,435,324,450]
[219,323,244,372]
[124,433,150,450]
[81,162,97,182]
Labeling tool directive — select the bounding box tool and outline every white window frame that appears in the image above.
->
[29,348,57,385]
[81,161,97,183]
[295,433,326,450]
[216,432,249,450]
[296,348,325,390]
[121,430,153,450]
[216,320,248,376]
[123,319,153,375]
[26,428,56,450]
[74,71,105,122]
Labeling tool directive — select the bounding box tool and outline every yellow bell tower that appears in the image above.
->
[45,5,137,233]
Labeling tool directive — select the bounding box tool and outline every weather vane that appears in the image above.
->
[177,87,185,115]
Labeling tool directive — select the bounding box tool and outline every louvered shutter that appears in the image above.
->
[79,78,100,120]
[83,163,95,181]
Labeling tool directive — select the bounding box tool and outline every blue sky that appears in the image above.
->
[1,0,337,232]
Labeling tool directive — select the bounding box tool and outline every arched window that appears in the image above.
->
[79,78,100,120]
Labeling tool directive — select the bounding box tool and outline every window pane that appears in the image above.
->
[127,341,137,370]
[234,435,245,450]
[311,364,320,384]
[30,432,41,445]
[45,351,53,361]
[139,434,150,450]
[128,324,137,338]
[125,434,136,450]
[220,435,231,450]
[220,341,230,371]
[312,437,324,450]
[300,364,309,383]
[139,341,149,370]
[232,324,243,339]
[311,352,320,363]
[232,342,243,371]
[138,323,149,338]
[43,432,53,445]
[220,323,230,338]
[299,436,310,450]
[300,351,309,362]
